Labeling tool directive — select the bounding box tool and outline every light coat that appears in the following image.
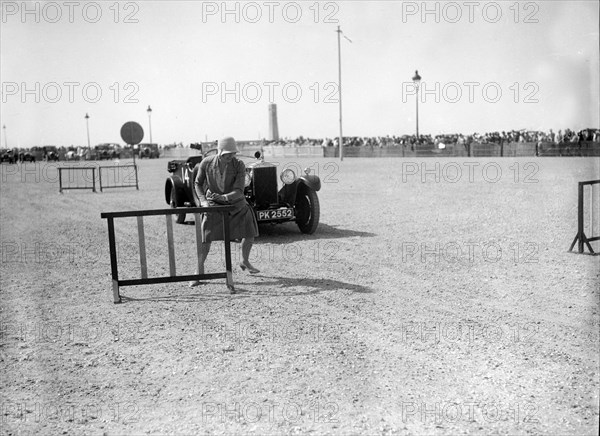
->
[194,154,259,242]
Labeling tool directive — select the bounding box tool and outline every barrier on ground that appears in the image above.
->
[323,142,600,158]
[100,206,235,303]
[569,180,600,255]
[162,148,203,159]
[98,165,139,192]
[501,142,538,157]
[324,144,470,158]
[140,142,600,160]
[470,143,502,157]
[58,167,96,193]
[163,142,264,159]
[413,144,469,157]
[58,165,139,193]
[263,145,324,159]
[538,141,600,157]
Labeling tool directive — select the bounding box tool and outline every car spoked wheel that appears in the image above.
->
[170,188,186,224]
[295,187,320,234]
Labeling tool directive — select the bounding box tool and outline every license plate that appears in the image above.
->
[257,208,294,221]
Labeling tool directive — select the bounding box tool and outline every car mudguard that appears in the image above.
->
[298,174,321,192]
[278,175,321,205]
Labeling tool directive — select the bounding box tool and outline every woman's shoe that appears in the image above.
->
[239,262,260,274]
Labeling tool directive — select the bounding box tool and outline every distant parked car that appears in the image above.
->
[30,146,45,161]
[64,147,79,161]
[0,148,16,163]
[93,143,120,160]
[18,147,43,162]
[42,146,60,161]
[18,150,32,162]
[139,143,160,159]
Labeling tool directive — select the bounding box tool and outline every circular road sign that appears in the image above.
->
[120,121,144,145]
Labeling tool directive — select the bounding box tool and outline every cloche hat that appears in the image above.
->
[217,137,238,155]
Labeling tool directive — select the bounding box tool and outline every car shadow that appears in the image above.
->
[118,275,372,303]
[257,223,376,243]
[177,220,376,243]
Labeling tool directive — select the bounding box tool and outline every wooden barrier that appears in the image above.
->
[569,180,600,255]
[263,145,324,159]
[58,167,96,193]
[538,141,600,157]
[58,165,139,193]
[162,148,203,159]
[100,206,235,303]
[98,164,139,192]
[160,142,600,160]
[501,142,537,157]
[323,142,600,158]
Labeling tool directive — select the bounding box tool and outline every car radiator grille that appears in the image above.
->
[253,166,278,207]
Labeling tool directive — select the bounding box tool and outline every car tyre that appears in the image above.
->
[295,186,320,234]
[191,166,201,207]
[170,188,186,224]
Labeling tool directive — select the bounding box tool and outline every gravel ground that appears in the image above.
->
[1,156,599,435]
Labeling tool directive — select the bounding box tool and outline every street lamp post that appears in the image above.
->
[412,70,421,140]
[2,125,7,148]
[84,113,91,155]
[147,105,153,144]
[336,26,344,161]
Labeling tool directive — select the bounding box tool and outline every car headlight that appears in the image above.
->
[280,169,296,185]
[244,172,252,187]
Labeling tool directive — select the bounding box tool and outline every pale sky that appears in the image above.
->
[1,0,598,147]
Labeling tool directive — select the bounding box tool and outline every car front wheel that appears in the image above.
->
[295,186,320,234]
[170,188,186,224]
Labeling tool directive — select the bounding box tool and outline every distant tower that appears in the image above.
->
[268,103,279,141]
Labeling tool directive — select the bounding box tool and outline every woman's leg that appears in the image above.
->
[241,237,253,263]
[189,242,211,287]
[240,237,259,273]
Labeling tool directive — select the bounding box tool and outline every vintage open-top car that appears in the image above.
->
[93,143,121,160]
[0,148,16,163]
[42,145,60,161]
[17,147,42,162]
[165,149,321,234]
[138,143,160,159]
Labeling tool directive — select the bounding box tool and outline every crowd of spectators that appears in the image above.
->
[267,128,600,148]
[11,130,596,155]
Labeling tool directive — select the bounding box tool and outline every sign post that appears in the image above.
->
[120,121,144,164]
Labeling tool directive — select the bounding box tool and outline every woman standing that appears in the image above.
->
[189,137,260,287]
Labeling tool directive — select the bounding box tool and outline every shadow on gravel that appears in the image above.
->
[118,275,372,303]
[181,220,376,240]
[119,292,225,303]
[257,223,376,243]
[234,275,373,297]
